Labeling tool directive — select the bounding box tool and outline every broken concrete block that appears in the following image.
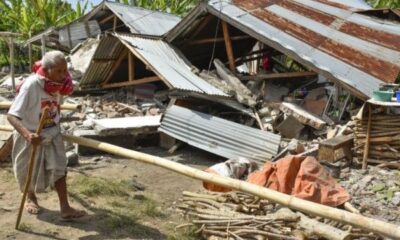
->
[93,115,161,136]
[276,116,304,139]
[287,139,305,154]
[280,102,327,130]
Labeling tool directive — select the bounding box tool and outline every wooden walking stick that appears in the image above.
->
[15,107,49,229]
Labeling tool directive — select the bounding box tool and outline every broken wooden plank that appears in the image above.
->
[102,76,160,89]
[186,35,250,45]
[362,104,372,170]
[214,59,256,107]
[279,102,326,130]
[239,71,317,81]
[99,14,115,24]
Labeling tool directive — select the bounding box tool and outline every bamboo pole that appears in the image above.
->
[0,101,81,111]
[15,108,49,229]
[61,134,400,239]
[0,127,399,238]
[362,104,372,170]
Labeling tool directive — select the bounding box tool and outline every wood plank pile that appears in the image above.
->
[177,191,378,240]
[352,114,400,165]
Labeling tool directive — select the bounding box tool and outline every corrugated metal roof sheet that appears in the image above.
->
[199,0,400,99]
[78,36,125,89]
[79,34,228,96]
[159,105,281,163]
[105,2,181,36]
[115,33,227,96]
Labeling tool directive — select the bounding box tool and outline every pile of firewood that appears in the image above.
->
[352,114,400,166]
[177,191,379,240]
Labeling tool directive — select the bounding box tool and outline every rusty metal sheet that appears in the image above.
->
[208,0,400,98]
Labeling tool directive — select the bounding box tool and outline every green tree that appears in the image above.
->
[366,0,400,8]
[120,0,198,16]
[0,0,87,66]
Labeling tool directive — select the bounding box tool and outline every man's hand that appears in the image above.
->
[25,133,41,145]
[7,114,42,145]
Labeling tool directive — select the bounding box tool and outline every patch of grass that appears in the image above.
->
[72,175,131,197]
[18,223,33,232]
[69,175,166,238]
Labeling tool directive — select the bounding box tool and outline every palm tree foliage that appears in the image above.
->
[0,0,88,38]
[366,0,400,8]
[0,0,88,66]
[119,0,198,16]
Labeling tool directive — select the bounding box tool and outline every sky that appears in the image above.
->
[66,0,103,11]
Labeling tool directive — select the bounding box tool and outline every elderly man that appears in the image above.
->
[7,51,85,219]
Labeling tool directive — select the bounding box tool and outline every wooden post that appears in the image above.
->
[113,16,117,31]
[9,37,15,92]
[28,43,33,72]
[41,35,46,57]
[128,53,134,81]
[362,104,372,170]
[221,21,235,72]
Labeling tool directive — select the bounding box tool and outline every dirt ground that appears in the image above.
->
[0,145,221,240]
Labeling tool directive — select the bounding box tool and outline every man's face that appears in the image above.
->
[47,60,67,82]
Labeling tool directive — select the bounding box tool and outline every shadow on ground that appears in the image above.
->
[36,193,166,240]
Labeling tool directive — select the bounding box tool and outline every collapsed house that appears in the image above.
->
[23,0,398,164]
[166,0,400,99]
[25,1,181,52]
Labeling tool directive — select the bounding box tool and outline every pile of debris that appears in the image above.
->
[340,166,400,224]
[177,191,379,240]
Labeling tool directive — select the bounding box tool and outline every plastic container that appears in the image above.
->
[372,90,393,102]
[396,91,400,102]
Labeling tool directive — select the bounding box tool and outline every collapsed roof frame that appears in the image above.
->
[166,0,400,100]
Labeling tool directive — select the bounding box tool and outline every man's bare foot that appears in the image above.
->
[25,193,40,214]
[60,206,86,220]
